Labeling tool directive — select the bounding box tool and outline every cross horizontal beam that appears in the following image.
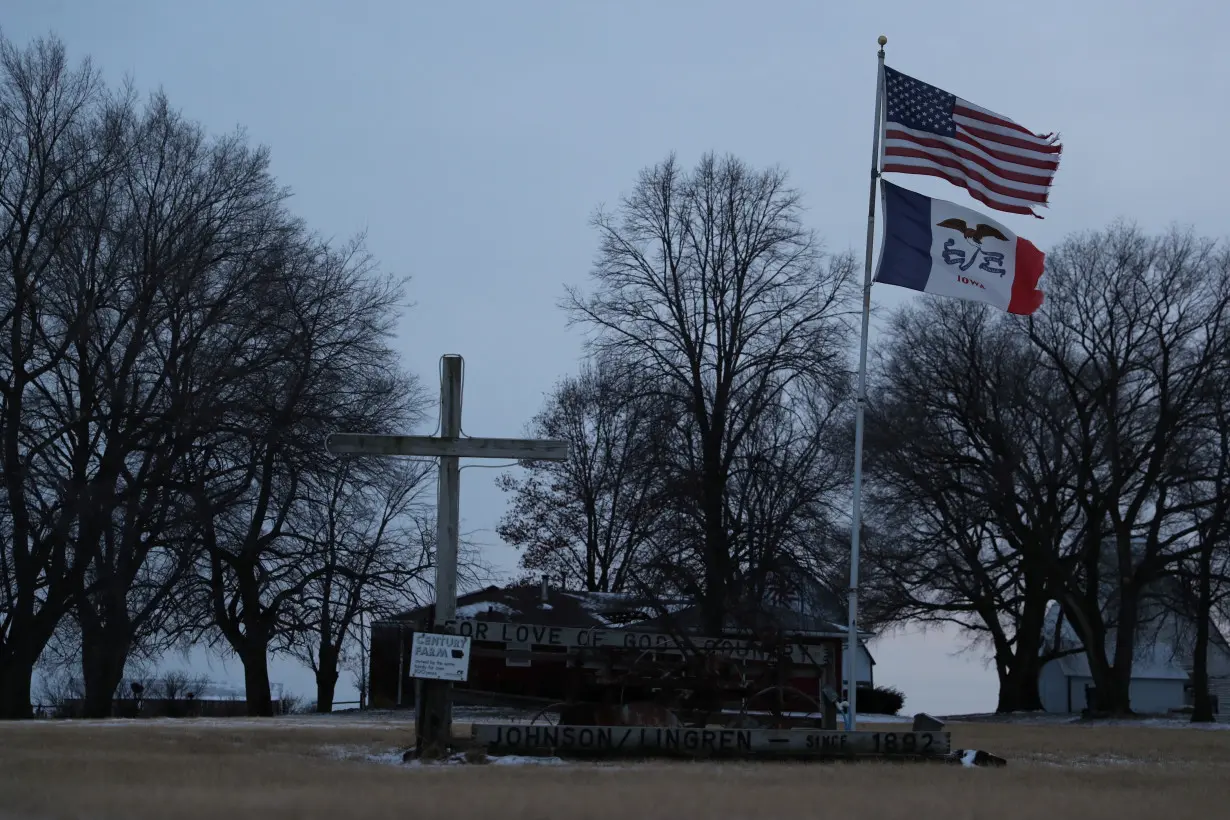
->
[325,433,570,461]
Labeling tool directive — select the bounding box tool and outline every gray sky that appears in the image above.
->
[7,0,1227,714]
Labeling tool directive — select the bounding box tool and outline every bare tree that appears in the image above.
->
[863,299,1081,712]
[0,33,132,719]
[721,389,852,613]
[1172,363,1230,723]
[1026,223,1230,714]
[497,355,672,592]
[564,152,857,633]
[186,235,419,716]
[56,91,295,718]
[286,458,436,712]
[1,31,444,721]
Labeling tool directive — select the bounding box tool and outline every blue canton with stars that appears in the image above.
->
[884,67,957,137]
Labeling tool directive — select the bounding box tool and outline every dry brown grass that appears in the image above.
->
[1,716,1228,820]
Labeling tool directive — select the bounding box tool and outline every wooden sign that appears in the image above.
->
[453,619,830,666]
[471,723,951,759]
[409,632,471,682]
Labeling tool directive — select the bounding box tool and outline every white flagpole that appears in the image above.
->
[845,34,888,732]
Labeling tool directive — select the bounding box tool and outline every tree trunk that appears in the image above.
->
[1192,543,1215,723]
[315,645,339,713]
[1058,593,1115,713]
[0,658,35,720]
[701,479,729,637]
[240,644,275,717]
[79,627,131,719]
[995,654,1044,713]
[996,589,1047,713]
[702,541,727,637]
[1103,584,1141,716]
[0,618,50,720]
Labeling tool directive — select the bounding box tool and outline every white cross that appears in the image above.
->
[324,353,568,752]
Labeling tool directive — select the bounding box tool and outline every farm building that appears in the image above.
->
[1038,597,1230,717]
[1039,539,1230,717]
[368,575,875,713]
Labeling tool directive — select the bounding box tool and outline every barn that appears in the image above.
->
[1038,599,1230,717]
[368,576,875,713]
[1038,539,1230,718]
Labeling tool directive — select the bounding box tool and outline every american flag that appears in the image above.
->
[880,66,1062,218]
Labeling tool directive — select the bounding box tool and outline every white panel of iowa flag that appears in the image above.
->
[873,180,1046,315]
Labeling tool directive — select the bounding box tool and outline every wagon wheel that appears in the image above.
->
[608,648,702,725]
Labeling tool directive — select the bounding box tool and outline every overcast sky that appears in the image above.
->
[7,0,1227,715]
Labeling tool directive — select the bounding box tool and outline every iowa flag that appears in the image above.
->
[874,180,1046,315]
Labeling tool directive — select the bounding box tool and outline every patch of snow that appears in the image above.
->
[405,752,471,768]
[365,751,406,765]
[1031,753,1150,769]
[561,591,691,628]
[456,601,517,618]
[720,709,820,719]
[538,604,554,611]
[857,713,914,724]
[714,708,910,722]
[1135,717,1230,730]
[402,752,568,768]
[317,744,407,765]
[489,754,566,766]
[940,711,1230,730]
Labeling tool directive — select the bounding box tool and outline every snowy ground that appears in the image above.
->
[12,702,1226,732]
[8,705,1227,780]
[940,711,1230,730]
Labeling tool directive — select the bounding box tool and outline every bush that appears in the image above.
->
[856,684,905,716]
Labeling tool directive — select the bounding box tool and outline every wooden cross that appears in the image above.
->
[325,353,569,754]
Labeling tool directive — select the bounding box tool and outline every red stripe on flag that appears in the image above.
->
[883,146,1050,203]
[1008,237,1046,315]
[959,122,1063,154]
[880,163,1042,217]
[884,132,1056,185]
[952,104,1042,138]
[954,131,1060,172]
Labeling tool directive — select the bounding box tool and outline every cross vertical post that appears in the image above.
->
[324,352,570,759]
[417,354,463,755]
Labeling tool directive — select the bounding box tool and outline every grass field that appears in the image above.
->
[2,714,1229,820]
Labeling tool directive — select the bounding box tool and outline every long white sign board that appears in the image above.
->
[472,724,952,758]
[409,632,472,682]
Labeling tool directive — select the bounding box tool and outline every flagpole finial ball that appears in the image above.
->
[878,35,887,46]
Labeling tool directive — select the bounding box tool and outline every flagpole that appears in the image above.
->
[845,34,887,732]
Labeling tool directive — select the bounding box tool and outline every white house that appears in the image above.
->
[1038,583,1230,716]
